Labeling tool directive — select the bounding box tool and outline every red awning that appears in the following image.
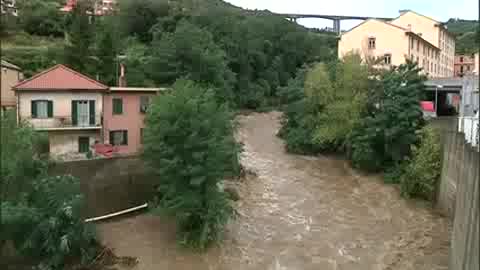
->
[420,101,435,112]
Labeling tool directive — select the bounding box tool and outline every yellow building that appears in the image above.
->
[338,10,455,78]
[1,60,23,111]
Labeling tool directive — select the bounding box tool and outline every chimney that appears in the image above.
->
[118,63,127,87]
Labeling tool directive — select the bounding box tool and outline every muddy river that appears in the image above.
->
[98,112,450,270]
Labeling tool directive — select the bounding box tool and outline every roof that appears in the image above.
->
[13,64,108,91]
[392,10,455,38]
[405,31,440,50]
[341,19,405,36]
[393,10,440,24]
[425,77,463,87]
[341,19,440,50]
[1,60,21,71]
[109,87,167,92]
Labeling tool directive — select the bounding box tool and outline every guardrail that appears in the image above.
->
[458,116,479,150]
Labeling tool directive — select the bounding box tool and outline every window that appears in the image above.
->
[460,66,464,73]
[434,64,437,73]
[140,128,144,144]
[460,57,464,62]
[431,62,433,72]
[31,100,53,119]
[140,96,150,113]
[417,40,420,51]
[78,137,90,153]
[416,56,419,64]
[113,98,123,115]
[467,65,471,71]
[384,53,392,65]
[410,37,414,49]
[368,37,376,49]
[109,130,128,146]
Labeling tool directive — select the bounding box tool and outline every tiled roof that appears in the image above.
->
[1,60,21,70]
[13,64,108,91]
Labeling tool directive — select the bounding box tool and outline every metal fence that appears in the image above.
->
[458,115,479,150]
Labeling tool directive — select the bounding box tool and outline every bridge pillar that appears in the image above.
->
[333,19,341,34]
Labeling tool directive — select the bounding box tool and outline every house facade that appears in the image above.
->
[338,10,455,77]
[1,60,23,111]
[61,0,117,15]
[103,87,165,155]
[454,54,476,77]
[13,65,108,160]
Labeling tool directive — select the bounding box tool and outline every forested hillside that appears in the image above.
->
[1,0,338,109]
[445,18,480,54]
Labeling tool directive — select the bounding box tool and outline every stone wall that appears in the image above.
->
[50,156,156,218]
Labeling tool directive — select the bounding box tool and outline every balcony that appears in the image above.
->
[25,115,102,130]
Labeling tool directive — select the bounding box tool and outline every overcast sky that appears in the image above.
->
[224,0,479,30]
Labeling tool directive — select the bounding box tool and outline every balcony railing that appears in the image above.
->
[24,115,102,130]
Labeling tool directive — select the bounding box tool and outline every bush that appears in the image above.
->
[2,175,97,270]
[400,126,442,200]
[348,60,426,171]
[1,113,98,269]
[143,79,241,250]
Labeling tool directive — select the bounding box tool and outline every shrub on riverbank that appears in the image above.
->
[143,79,241,250]
[400,126,442,200]
[1,112,98,270]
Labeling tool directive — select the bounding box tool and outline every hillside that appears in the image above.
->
[2,0,338,109]
[446,19,479,54]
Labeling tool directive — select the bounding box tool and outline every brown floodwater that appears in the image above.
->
[97,112,451,270]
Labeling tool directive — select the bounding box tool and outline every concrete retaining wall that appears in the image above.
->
[50,156,157,217]
[436,121,479,270]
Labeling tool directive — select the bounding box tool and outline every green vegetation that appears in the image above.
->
[399,126,442,200]
[349,60,426,172]
[278,54,371,154]
[279,54,440,201]
[142,80,241,249]
[446,18,480,54]
[2,0,337,109]
[1,112,98,269]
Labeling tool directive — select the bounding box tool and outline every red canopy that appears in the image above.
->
[420,101,435,112]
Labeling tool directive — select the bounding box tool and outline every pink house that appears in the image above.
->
[103,87,166,155]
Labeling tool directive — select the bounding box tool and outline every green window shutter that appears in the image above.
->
[31,101,37,118]
[89,100,96,125]
[113,98,123,115]
[123,130,128,145]
[47,101,53,118]
[72,101,78,125]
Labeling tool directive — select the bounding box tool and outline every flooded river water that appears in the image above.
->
[98,112,450,270]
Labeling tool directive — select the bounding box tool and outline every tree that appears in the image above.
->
[118,0,169,43]
[1,112,97,269]
[95,17,120,86]
[148,20,235,104]
[142,79,241,249]
[63,0,95,76]
[16,0,65,37]
[313,53,369,151]
[349,60,426,171]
